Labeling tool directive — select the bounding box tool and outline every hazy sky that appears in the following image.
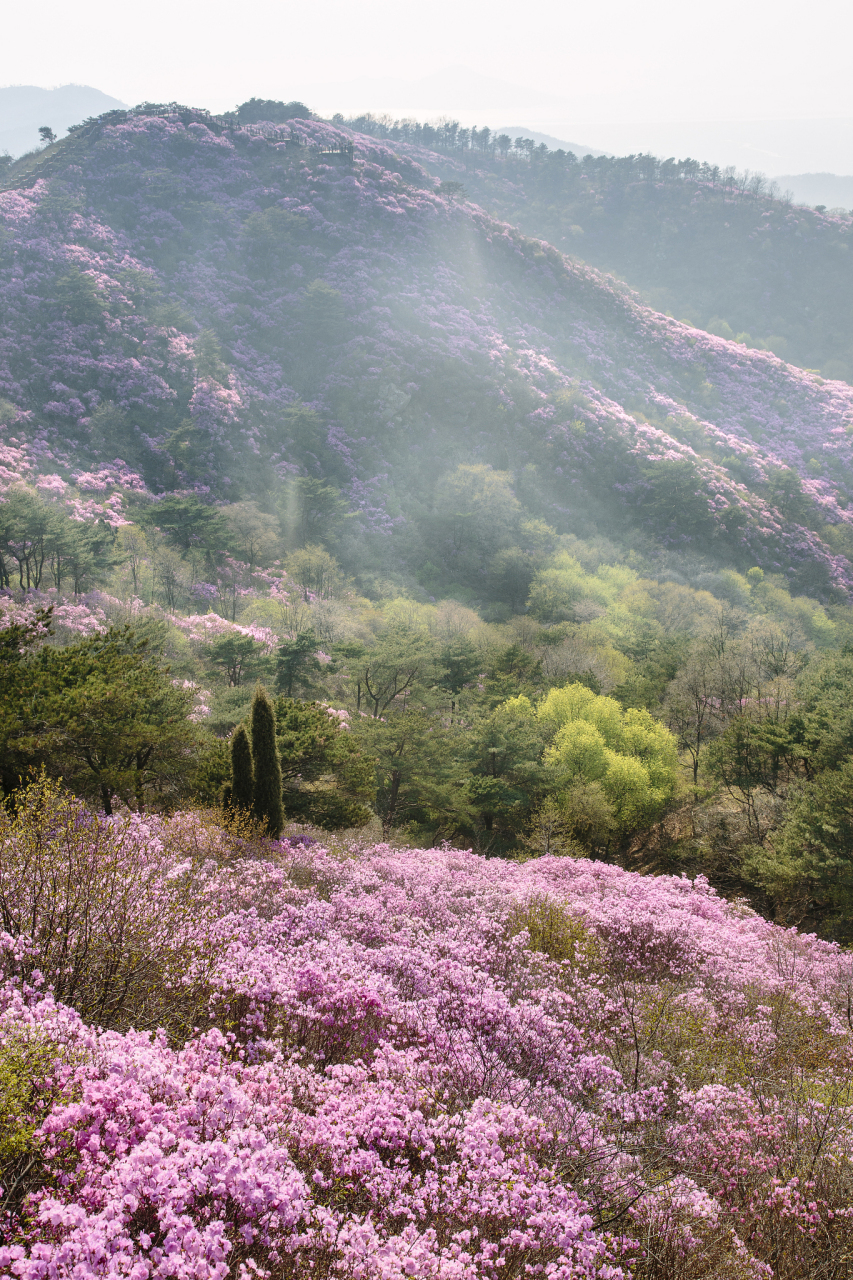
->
[3,0,852,126]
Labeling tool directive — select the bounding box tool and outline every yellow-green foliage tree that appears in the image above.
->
[499,683,680,845]
[539,683,679,830]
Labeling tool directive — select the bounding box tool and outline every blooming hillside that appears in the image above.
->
[2,106,853,595]
[1,780,852,1277]
[346,120,853,385]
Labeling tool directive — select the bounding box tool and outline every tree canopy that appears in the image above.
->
[0,624,196,812]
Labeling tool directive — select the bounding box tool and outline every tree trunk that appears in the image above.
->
[384,768,401,835]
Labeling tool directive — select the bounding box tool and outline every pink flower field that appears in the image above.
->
[0,779,850,1278]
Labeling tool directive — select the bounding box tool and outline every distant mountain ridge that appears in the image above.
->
[775,172,853,210]
[0,84,126,157]
[1,104,853,600]
[495,127,607,157]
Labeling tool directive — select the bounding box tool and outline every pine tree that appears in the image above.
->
[251,685,284,837]
[230,725,254,813]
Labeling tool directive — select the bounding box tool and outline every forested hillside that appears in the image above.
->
[3,104,853,595]
[3,103,853,934]
[346,113,853,383]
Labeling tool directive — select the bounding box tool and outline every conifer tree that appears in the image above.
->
[251,685,284,837]
[230,725,254,813]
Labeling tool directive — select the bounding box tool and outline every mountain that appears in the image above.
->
[495,127,607,156]
[0,84,127,157]
[2,103,853,602]
[775,172,853,210]
[368,131,853,384]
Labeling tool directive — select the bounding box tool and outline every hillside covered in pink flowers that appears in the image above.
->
[344,114,853,386]
[2,778,853,1279]
[3,105,853,598]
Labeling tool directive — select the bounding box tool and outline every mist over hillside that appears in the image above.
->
[345,113,853,386]
[3,102,853,604]
[776,171,853,210]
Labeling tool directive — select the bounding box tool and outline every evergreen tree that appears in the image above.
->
[230,725,254,814]
[274,696,374,828]
[0,625,197,813]
[250,686,284,837]
[275,629,322,697]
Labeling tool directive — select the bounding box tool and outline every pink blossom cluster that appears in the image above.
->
[0,587,137,640]
[0,435,34,491]
[167,611,278,652]
[66,492,131,528]
[0,593,53,639]
[33,473,68,496]
[188,378,244,447]
[74,463,147,493]
[1,793,852,1276]
[321,703,351,728]
[49,598,110,637]
[172,678,214,720]
[1,430,135,530]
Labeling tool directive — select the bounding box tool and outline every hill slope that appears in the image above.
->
[345,120,853,383]
[3,789,853,1277]
[2,106,853,598]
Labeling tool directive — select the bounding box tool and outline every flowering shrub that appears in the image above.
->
[167,611,278,652]
[0,778,852,1276]
[0,588,113,641]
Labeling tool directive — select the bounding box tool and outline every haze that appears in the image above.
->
[2,0,853,176]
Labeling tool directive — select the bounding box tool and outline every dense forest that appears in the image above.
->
[4,509,853,940]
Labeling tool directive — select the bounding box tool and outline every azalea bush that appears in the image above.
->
[0,778,852,1277]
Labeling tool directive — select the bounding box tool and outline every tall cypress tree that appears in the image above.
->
[230,724,254,813]
[251,685,284,838]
